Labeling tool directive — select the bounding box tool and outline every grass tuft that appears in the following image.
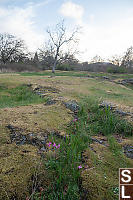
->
[80,97,133,136]
[0,85,47,108]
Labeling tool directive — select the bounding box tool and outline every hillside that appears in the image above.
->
[0,71,133,200]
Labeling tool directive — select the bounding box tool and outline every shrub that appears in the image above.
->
[0,63,40,72]
[107,66,127,73]
[56,64,74,71]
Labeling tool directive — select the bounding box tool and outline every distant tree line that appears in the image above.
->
[0,20,79,72]
[0,33,28,64]
[1,21,133,73]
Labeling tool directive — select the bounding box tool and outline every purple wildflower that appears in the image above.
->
[73,118,77,122]
[56,144,60,149]
[78,165,82,169]
[53,142,56,147]
[47,142,52,147]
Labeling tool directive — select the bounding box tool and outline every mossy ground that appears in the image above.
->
[0,71,133,199]
[82,137,133,200]
[0,144,40,199]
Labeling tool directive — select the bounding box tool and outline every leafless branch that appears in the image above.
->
[45,20,80,73]
[0,33,28,64]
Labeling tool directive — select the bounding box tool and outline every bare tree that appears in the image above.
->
[46,20,79,73]
[38,41,79,70]
[33,52,39,67]
[58,51,79,67]
[90,55,104,63]
[38,41,55,69]
[0,33,28,64]
[121,46,133,68]
[108,55,122,66]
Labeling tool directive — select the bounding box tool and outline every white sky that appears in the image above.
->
[0,0,133,61]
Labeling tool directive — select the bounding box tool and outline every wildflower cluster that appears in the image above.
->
[47,141,60,149]
[78,165,82,169]
[73,118,78,122]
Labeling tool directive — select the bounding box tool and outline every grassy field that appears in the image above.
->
[0,71,133,200]
[18,70,133,79]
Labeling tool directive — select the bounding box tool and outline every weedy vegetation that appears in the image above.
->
[32,97,133,200]
[0,73,133,200]
[0,84,47,108]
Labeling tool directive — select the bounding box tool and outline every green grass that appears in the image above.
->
[33,110,91,199]
[81,97,133,136]
[89,72,133,78]
[0,85,47,108]
[19,71,89,77]
[19,71,133,78]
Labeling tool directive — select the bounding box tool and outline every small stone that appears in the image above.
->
[99,101,116,109]
[45,99,57,105]
[102,76,109,80]
[115,109,129,116]
[123,145,133,159]
[121,79,133,85]
[64,100,80,112]
[40,147,46,151]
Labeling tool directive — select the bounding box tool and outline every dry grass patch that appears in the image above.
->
[0,144,45,200]
[81,140,133,200]
[0,103,72,133]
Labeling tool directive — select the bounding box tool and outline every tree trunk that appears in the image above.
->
[52,58,57,73]
[52,48,59,73]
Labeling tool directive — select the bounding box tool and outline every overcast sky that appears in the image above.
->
[0,0,133,61]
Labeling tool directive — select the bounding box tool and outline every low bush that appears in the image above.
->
[107,66,127,73]
[0,63,39,72]
[56,64,74,71]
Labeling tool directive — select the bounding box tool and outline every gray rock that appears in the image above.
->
[100,101,133,117]
[123,145,133,159]
[45,99,57,105]
[115,109,130,116]
[40,147,46,151]
[121,79,133,85]
[102,76,110,80]
[64,100,80,112]
[99,101,116,110]
[7,124,47,150]
[90,137,107,147]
